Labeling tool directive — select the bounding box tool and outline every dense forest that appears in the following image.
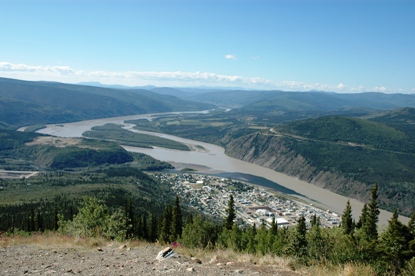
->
[1,184,415,275]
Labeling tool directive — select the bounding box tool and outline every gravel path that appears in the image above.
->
[0,242,303,276]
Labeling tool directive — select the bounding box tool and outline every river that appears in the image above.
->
[34,112,406,226]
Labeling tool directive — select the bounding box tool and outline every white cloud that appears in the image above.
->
[373,86,388,92]
[0,62,74,74]
[0,61,412,93]
[251,56,261,60]
[336,83,346,90]
[225,54,237,60]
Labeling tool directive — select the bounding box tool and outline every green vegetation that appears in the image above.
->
[126,111,258,145]
[0,166,176,234]
[279,137,415,215]
[2,172,415,275]
[225,112,415,216]
[0,129,173,171]
[83,123,190,151]
[22,124,46,132]
[276,116,415,153]
[0,77,215,129]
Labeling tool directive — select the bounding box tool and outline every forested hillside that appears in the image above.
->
[180,89,415,111]
[0,77,215,129]
[0,129,173,171]
[225,112,415,216]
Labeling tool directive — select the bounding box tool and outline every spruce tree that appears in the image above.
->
[256,222,270,255]
[341,199,354,235]
[379,209,412,275]
[225,194,236,230]
[270,217,278,236]
[310,214,320,228]
[245,224,257,254]
[136,214,142,239]
[408,212,415,236]
[30,205,35,232]
[185,213,193,226]
[170,196,182,241]
[141,214,148,240]
[124,199,135,239]
[356,203,368,229]
[36,210,43,232]
[148,214,158,242]
[363,184,380,241]
[289,215,308,259]
[307,219,324,260]
[159,205,172,243]
[53,207,59,232]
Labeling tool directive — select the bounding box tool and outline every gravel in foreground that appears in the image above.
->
[0,243,302,275]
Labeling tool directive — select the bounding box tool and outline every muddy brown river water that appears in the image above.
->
[31,112,408,226]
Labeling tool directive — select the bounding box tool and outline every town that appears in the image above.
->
[154,172,342,229]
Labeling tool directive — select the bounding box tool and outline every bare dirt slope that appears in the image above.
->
[0,238,302,276]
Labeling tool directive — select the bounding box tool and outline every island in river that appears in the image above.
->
[32,112,407,226]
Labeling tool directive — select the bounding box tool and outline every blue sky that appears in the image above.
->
[1,0,414,93]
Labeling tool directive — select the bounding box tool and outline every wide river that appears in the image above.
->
[35,112,407,226]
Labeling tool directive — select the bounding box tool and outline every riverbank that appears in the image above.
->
[34,112,408,226]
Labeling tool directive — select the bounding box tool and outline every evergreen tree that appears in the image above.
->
[270,217,278,236]
[181,214,218,249]
[356,203,368,229]
[30,206,35,232]
[341,200,354,235]
[148,214,158,242]
[289,215,308,259]
[36,209,43,232]
[136,214,142,239]
[378,209,412,275]
[66,197,110,238]
[244,224,257,254]
[408,213,415,260]
[363,184,380,241]
[310,214,320,228]
[159,205,172,243]
[256,222,270,255]
[53,206,59,232]
[185,213,193,226]
[225,194,236,230]
[124,198,135,239]
[142,214,148,241]
[272,227,288,255]
[170,196,182,241]
[307,221,325,261]
[408,212,415,236]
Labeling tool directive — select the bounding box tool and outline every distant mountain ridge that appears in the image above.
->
[0,77,215,129]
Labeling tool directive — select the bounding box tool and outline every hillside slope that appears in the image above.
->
[0,77,215,129]
[225,114,415,216]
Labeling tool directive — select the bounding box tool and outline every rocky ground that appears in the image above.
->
[0,241,303,276]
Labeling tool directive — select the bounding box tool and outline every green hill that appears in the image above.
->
[225,111,415,216]
[0,77,215,129]
[275,115,414,153]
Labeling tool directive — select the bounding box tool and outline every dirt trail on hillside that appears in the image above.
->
[0,243,302,276]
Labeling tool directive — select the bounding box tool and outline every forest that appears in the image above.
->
[1,183,415,275]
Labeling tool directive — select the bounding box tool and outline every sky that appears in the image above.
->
[1,0,414,93]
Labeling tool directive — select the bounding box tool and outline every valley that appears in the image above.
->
[30,111,409,225]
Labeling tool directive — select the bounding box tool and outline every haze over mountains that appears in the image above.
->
[1,77,415,129]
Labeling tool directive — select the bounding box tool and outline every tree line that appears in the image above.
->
[1,184,415,275]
